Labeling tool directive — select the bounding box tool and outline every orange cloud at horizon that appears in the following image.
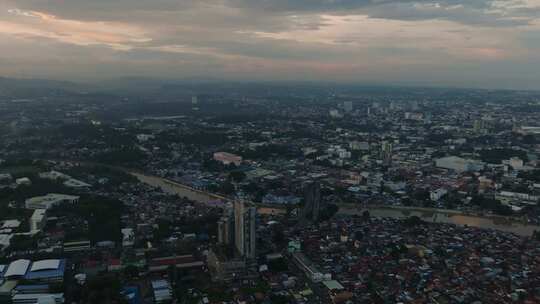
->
[2,9,151,49]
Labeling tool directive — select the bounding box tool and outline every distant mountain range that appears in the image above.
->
[0,76,538,99]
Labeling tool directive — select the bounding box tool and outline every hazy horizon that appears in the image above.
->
[1,0,540,90]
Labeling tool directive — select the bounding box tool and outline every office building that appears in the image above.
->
[217,207,234,245]
[234,201,256,259]
[302,181,322,222]
[343,101,353,112]
[381,141,393,166]
[25,193,79,210]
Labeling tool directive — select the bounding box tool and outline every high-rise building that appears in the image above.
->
[343,101,353,112]
[381,141,393,165]
[191,96,198,105]
[217,207,234,245]
[473,119,484,133]
[234,200,256,259]
[302,181,322,222]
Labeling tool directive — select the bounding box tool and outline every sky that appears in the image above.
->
[1,0,539,89]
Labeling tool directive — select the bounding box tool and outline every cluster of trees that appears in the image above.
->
[94,147,147,165]
[50,196,124,243]
[56,123,136,147]
[479,148,528,164]
[470,195,512,216]
[238,144,301,160]
[0,174,75,205]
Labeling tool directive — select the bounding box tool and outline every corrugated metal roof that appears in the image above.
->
[25,259,66,280]
[4,259,31,277]
[30,259,61,272]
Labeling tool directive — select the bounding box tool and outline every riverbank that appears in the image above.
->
[339,205,539,236]
[130,171,539,236]
[338,203,529,223]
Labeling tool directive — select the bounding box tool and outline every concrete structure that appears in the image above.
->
[217,207,234,245]
[234,201,256,259]
[121,228,135,247]
[302,181,322,222]
[0,234,13,250]
[30,209,47,232]
[292,252,324,282]
[381,141,393,165]
[207,250,247,282]
[25,194,79,210]
[430,188,448,201]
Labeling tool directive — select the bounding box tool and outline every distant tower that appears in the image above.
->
[191,96,198,105]
[234,200,256,259]
[343,101,353,113]
[302,181,322,222]
[381,141,393,166]
[218,207,234,245]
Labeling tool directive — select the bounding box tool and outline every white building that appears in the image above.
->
[2,220,21,229]
[329,109,343,118]
[136,134,155,142]
[435,156,484,173]
[349,141,370,151]
[121,228,135,247]
[30,209,47,232]
[63,179,91,189]
[430,188,448,201]
[12,293,64,304]
[507,157,524,169]
[39,171,70,181]
[15,177,32,186]
[25,194,79,210]
[0,234,13,249]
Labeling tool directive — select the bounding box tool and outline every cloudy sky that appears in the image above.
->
[1,0,539,89]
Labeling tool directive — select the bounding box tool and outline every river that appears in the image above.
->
[132,172,540,236]
[339,207,540,236]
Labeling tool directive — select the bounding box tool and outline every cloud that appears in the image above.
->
[0,0,539,89]
[2,8,151,50]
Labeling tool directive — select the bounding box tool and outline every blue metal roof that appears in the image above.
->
[122,286,141,304]
[24,259,66,280]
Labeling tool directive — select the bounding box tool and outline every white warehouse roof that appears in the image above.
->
[4,259,31,277]
[30,259,61,272]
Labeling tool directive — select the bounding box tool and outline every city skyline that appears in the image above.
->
[1,0,540,90]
